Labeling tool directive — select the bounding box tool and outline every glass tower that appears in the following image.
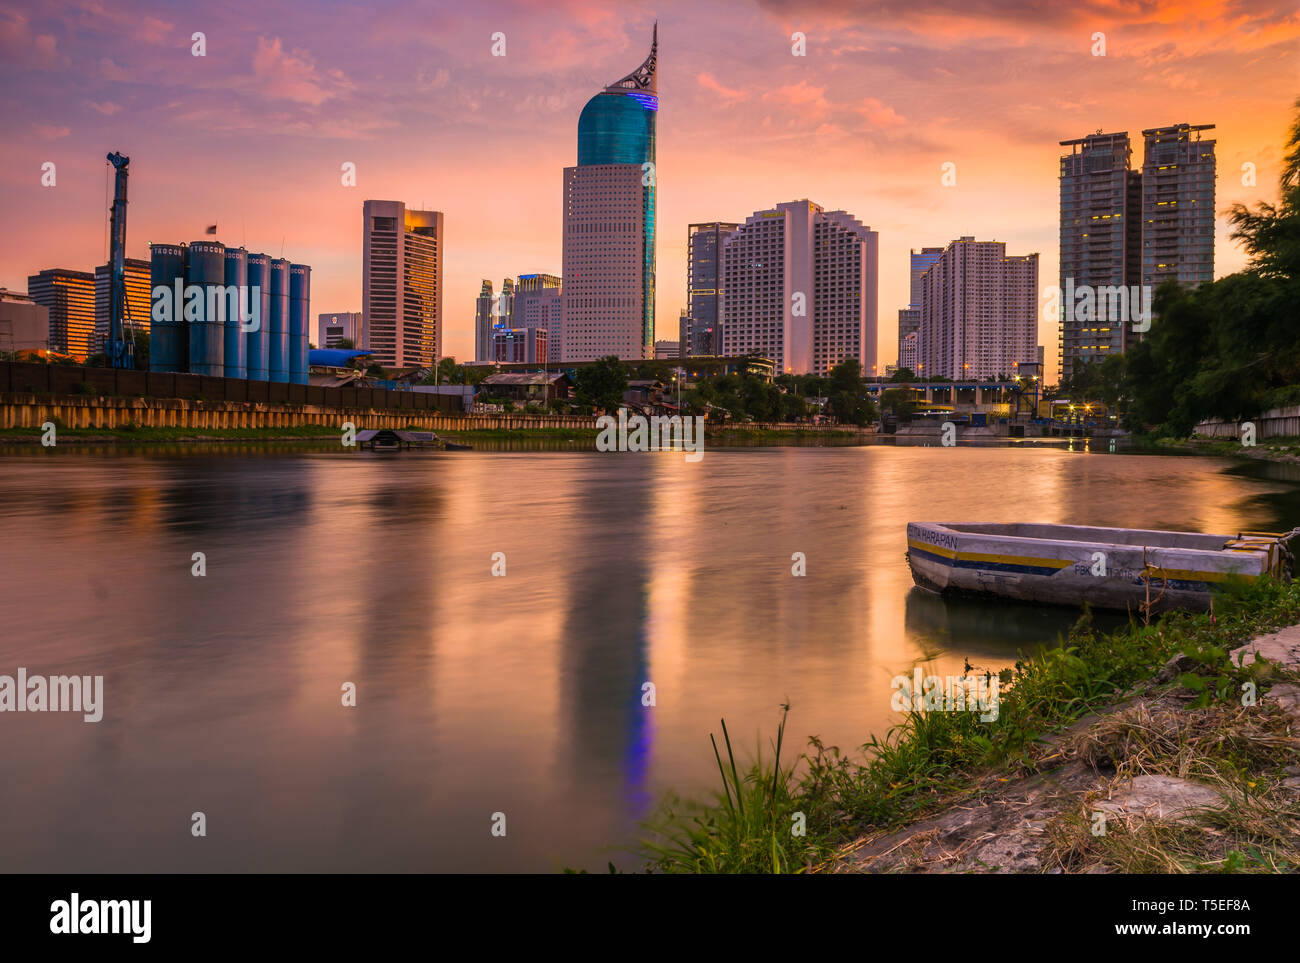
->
[565,25,657,359]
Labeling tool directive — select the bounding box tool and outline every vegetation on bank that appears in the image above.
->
[1152,434,1300,462]
[638,578,1300,873]
[1058,99,1300,438]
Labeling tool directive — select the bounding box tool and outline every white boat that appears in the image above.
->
[906,522,1300,612]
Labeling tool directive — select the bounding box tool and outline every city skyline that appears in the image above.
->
[1,1,1295,381]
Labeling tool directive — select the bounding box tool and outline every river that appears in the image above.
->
[0,441,1295,871]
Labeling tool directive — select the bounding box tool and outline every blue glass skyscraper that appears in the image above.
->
[561,26,657,360]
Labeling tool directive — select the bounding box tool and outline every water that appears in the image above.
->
[0,443,1294,872]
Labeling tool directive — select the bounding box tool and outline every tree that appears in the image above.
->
[575,355,628,412]
[335,338,355,349]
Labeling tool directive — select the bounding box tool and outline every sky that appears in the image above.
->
[1,0,1296,382]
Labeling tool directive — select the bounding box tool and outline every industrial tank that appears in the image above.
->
[185,240,226,376]
[288,264,310,386]
[149,243,186,372]
[244,254,271,382]
[223,247,248,380]
[268,259,290,384]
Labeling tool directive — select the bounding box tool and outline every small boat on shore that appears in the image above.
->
[907,522,1300,612]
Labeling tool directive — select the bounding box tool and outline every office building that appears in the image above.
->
[916,237,1038,381]
[362,200,444,368]
[94,258,151,353]
[318,311,361,348]
[0,288,50,354]
[27,268,94,359]
[561,26,657,361]
[721,200,878,376]
[684,221,738,357]
[897,247,944,372]
[653,339,680,359]
[492,327,547,364]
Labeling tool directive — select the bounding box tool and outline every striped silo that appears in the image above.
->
[223,247,248,379]
[149,243,187,372]
[244,254,271,382]
[186,240,226,376]
[288,264,310,386]
[268,258,290,383]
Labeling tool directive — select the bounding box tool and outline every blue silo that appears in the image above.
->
[288,264,310,386]
[186,240,226,376]
[223,247,248,379]
[245,254,271,382]
[149,243,186,372]
[268,259,290,384]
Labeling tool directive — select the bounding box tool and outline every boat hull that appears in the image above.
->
[906,522,1294,612]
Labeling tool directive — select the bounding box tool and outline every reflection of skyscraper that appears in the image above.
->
[684,222,737,357]
[562,26,657,361]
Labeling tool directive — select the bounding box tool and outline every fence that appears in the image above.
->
[0,361,461,414]
[1194,406,1300,440]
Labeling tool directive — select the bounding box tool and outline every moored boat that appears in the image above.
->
[906,522,1300,612]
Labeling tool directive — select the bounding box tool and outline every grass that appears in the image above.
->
[637,577,1300,874]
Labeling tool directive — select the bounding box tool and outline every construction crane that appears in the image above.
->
[105,151,133,369]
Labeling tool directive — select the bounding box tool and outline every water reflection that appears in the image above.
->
[0,443,1294,872]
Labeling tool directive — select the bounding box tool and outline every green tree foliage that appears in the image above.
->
[575,355,628,412]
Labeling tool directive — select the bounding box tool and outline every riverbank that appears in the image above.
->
[1157,435,1300,464]
[0,421,873,445]
[639,579,1300,873]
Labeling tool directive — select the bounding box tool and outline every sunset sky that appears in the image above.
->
[1,0,1296,381]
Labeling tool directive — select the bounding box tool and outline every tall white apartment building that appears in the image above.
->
[917,237,1039,380]
[361,200,444,368]
[720,200,877,376]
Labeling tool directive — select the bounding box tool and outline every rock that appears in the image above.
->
[1230,625,1300,669]
[1095,774,1224,821]
[1156,652,1200,683]
[1265,683,1300,722]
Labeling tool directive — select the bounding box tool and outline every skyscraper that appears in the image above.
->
[362,200,444,369]
[683,221,738,357]
[27,268,94,359]
[897,247,944,372]
[512,274,562,347]
[1058,132,1141,382]
[917,237,1039,381]
[475,280,496,362]
[721,200,878,376]
[1057,124,1215,382]
[94,258,151,353]
[561,25,657,362]
[1141,124,1216,290]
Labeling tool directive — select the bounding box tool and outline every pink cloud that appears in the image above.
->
[697,71,746,102]
[856,97,905,128]
[252,36,350,106]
